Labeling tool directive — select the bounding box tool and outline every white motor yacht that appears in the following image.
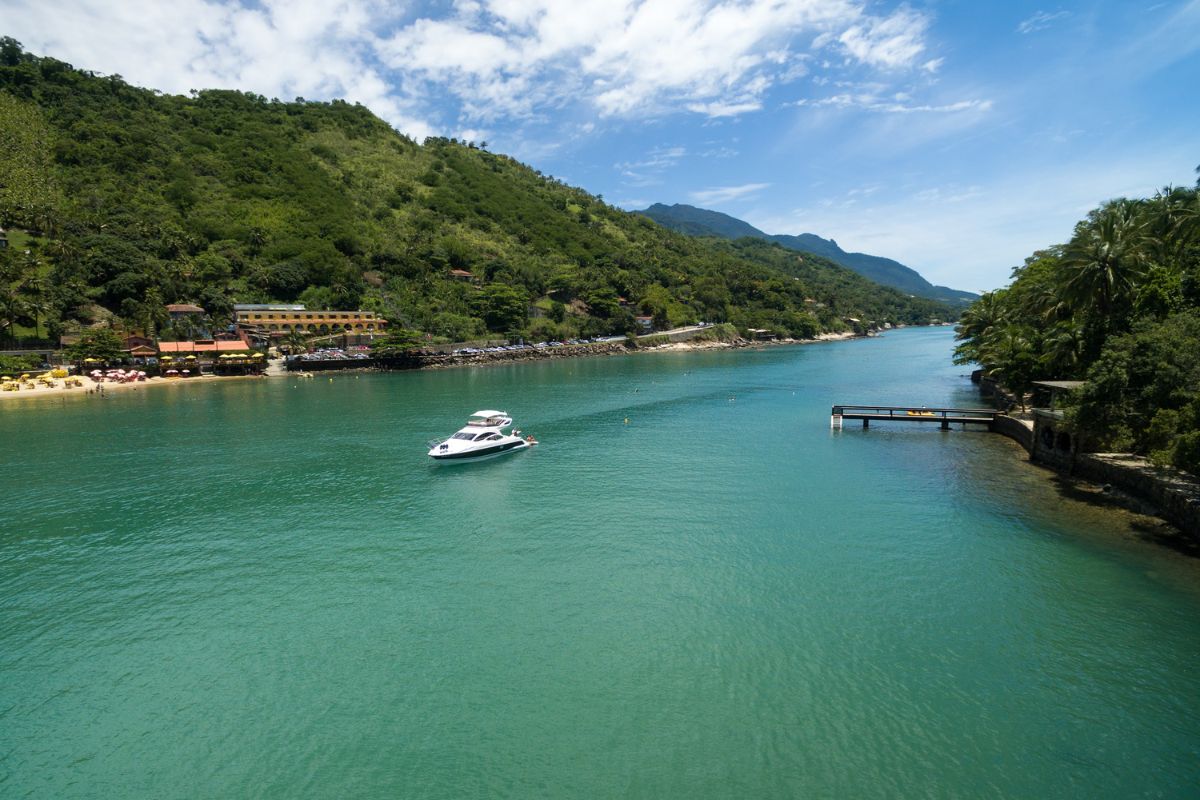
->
[427,410,536,461]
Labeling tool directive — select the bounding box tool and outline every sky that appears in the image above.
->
[3,1,1198,292]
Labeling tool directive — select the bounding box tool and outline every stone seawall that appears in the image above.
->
[414,342,632,368]
[989,414,1033,451]
[981,409,1200,542]
[1072,454,1200,539]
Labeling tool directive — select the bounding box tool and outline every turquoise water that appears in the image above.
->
[2,327,1198,798]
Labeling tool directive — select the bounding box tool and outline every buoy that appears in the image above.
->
[624,418,629,424]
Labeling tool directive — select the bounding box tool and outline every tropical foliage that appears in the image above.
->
[0,39,953,351]
[955,178,1200,473]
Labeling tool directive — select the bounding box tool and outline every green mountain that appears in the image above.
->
[638,203,978,306]
[0,39,955,348]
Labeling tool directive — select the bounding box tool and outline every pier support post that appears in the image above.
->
[862,419,869,429]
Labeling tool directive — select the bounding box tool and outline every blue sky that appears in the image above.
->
[4,1,1198,292]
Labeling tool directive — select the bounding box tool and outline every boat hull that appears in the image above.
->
[428,439,530,462]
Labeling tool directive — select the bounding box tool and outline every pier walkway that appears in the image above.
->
[831,404,999,430]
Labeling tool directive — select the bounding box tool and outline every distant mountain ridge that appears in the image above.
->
[637,203,978,305]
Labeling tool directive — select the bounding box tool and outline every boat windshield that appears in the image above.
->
[451,432,478,440]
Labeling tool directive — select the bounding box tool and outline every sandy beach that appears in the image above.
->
[0,373,266,404]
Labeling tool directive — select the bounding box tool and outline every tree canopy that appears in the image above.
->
[954,176,1200,473]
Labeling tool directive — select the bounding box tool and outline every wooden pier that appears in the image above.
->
[831,404,999,430]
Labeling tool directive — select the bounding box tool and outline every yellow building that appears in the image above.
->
[234,305,388,335]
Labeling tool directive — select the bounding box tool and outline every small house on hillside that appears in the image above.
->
[166,303,205,319]
[123,335,156,361]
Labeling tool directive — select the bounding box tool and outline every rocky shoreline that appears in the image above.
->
[377,330,863,371]
[987,414,1200,550]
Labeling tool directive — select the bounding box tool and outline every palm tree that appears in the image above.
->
[0,287,26,345]
[24,295,50,341]
[1039,321,1085,378]
[953,290,1009,365]
[978,323,1039,411]
[1058,199,1154,321]
[283,329,310,355]
[1142,185,1199,265]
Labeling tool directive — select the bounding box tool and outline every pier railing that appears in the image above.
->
[831,404,998,430]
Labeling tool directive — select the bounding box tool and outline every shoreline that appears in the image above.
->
[0,330,864,406]
[0,373,266,404]
[409,330,865,370]
[988,415,1200,553]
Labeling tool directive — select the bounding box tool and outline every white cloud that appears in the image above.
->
[379,0,942,122]
[1017,10,1070,35]
[793,95,991,114]
[836,6,930,69]
[690,182,771,204]
[686,99,763,117]
[617,146,688,171]
[4,0,947,137]
[616,145,687,187]
[5,0,439,139]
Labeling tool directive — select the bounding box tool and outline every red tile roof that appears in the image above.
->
[157,340,251,353]
[166,303,205,313]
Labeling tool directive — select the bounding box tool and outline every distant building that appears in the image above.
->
[0,227,8,249]
[234,307,388,336]
[158,338,253,356]
[166,303,205,318]
[635,315,654,332]
[233,304,306,312]
[122,335,156,360]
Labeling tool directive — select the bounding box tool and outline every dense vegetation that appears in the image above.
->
[954,179,1200,474]
[0,39,953,352]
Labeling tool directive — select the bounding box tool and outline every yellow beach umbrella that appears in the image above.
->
[251,352,264,358]
[160,355,173,361]
[185,354,197,360]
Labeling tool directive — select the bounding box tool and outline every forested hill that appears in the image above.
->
[638,203,978,306]
[0,39,954,347]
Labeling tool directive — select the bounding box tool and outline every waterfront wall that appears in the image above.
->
[1073,454,1200,539]
[978,400,1200,541]
[414,342,631,368]
[989,414,1033,452]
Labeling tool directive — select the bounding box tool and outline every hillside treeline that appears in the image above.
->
[0,38,952,349]
[954,178,1200,473]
